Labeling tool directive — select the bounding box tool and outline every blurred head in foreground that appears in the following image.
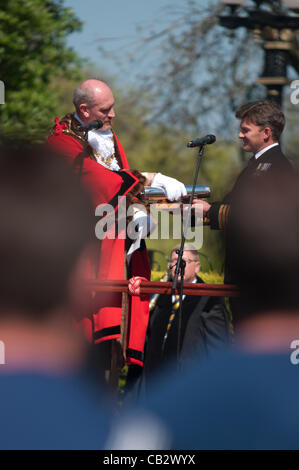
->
[0,144,116,451]
[229,169,299,322]
[0,143,95,372]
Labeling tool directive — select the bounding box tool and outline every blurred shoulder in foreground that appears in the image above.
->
[0,143,112,449]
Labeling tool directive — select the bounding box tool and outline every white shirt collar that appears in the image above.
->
[171,277,198,302]
[254,143,279,160]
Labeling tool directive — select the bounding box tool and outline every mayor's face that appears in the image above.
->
[80,86,115,130]
[238,119,267,154]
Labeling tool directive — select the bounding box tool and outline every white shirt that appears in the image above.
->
[74,113,120,171]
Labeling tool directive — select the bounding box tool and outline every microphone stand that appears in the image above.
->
[171,144,205,367]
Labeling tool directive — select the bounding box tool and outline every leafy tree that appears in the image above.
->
[0,0,83,140]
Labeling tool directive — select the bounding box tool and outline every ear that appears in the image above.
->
[194,261,201,274]
[79,103,89,119]
[263,126,272,141]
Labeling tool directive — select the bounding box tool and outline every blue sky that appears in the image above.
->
[65,0,174,82]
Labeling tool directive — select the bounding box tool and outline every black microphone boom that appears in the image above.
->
[187,134,216,147]
[78,120,103,132]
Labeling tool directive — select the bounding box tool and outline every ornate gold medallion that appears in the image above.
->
[94,151,116,168]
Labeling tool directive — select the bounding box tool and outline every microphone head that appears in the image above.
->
[78,120,103,132]
[187,134,216,147]
[93,120,103,130]
[206,134,216,144]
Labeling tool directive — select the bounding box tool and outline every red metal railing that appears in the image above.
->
[85,280,239,297]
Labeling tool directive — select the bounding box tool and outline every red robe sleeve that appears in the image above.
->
[47,133,139,209]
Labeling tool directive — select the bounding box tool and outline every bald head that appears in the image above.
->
[73,79,115,130]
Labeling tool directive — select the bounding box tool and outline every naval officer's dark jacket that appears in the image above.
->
[208,145,292,231]
[207,144,293,321]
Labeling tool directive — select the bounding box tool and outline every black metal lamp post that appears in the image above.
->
[219,0,299,106]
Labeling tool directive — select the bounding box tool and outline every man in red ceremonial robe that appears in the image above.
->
[48,79,187,373]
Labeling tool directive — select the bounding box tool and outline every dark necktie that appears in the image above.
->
[162,295,180,351]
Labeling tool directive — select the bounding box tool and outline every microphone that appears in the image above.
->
[78,120,103,132]
[187,134,216,147]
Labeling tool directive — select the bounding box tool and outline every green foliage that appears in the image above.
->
[198,271,224,284]
[118,364,128,401]
[0,0,83,140]
[283,98,299,169]
[151,270,224,283]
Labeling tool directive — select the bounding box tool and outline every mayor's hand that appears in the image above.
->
[151,173,187,202]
